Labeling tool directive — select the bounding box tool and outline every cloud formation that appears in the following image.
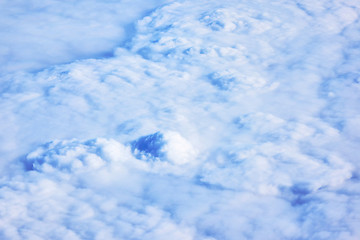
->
[0,0,170,73]
[0,0,360,239]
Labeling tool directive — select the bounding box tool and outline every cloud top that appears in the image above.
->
[0,0,360,239]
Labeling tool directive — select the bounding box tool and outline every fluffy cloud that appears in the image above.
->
[0,0,360,239]
[0,0,170,73]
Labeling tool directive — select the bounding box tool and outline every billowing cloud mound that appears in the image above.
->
[1,137,199,239]
[1,0,360,239]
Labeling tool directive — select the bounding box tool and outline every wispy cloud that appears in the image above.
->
[0,0,170,73]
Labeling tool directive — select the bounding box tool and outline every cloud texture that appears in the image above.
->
[1,0,360,239]
[0,0,170,73]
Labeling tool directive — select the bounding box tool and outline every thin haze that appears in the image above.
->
[0,0,170,73]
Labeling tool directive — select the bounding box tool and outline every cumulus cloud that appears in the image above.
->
[0,0,360,239]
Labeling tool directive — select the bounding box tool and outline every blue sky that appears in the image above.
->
[0,0,360,239]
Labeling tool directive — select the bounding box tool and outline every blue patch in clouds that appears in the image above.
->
[130,132,165,160]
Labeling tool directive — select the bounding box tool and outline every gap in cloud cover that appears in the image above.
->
[0,0,171,75]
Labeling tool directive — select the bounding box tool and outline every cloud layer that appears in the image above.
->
[0,0,360,239]
[0,0,170,73]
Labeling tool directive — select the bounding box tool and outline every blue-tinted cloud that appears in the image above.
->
[0,0,170,74]
[0,0,360,239]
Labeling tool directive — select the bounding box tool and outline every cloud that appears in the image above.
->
[0,0,170,74]
[0,0,360,239]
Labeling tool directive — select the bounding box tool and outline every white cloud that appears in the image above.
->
[0,0,171,73]
[0,0,360,239]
